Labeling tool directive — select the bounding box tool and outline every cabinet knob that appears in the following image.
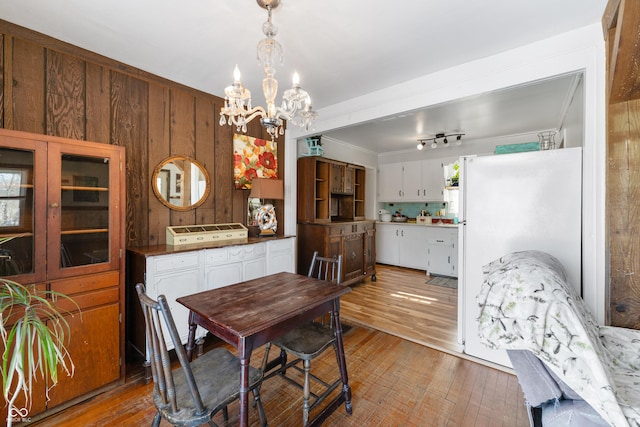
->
[50,202,59,208]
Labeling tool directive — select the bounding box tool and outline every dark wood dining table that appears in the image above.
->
[176,271,353,427]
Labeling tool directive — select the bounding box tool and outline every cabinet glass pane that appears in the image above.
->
[60,154,110,268]
[0,147,35,276]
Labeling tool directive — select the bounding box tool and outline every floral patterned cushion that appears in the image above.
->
[477,250,640,427]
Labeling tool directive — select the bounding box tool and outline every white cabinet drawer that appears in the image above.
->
[228,243,266,261]
[153,253,199,274]
[205,243,266,265]
[205,248,230,265]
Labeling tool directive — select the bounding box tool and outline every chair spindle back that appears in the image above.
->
[135,283,206,416]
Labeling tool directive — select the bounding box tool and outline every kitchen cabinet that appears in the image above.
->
[377,163,405,201]
[298,156,366,222]
[422,158,446,200]
[427,227,458,277]
[375,223,428,270]
[127,237,295,358]
[0,129,125,418]
[297,221,376,285]
[377,160,444,202]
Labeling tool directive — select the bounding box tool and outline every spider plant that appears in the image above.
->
[0,237,77,426]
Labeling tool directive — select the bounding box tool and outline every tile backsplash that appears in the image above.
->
[379,202,449,219]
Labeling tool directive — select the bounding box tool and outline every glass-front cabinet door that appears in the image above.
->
[0,136,123,282]
[0,138,47,284]
[47,142,122,280]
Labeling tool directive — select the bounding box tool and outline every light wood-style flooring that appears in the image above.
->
[341,264,460,355]
[31,265,529,426]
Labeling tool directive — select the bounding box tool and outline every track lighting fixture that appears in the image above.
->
[417,132,465,150]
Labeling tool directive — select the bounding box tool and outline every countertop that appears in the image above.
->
[376,221,459,228]
[127,234,295,257]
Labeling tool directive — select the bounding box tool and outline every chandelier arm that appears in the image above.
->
[242,107,268,124]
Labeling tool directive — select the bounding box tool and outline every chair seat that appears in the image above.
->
[156,347,263,426]
[272,321,336,360]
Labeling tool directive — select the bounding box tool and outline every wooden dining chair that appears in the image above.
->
[261,252,344,425]
[135,283,267,427]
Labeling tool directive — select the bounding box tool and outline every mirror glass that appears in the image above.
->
[152,156,210,210]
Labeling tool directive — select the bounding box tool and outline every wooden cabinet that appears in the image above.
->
[297,221,376,286]
[298,156,366,223]
[375,223,428,270]
[0,129,125,417]
[378,160,445,202]
[127,237,296,358]
[298,156,372,285]
[331,162,355,194]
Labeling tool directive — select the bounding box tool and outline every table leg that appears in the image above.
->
[185,311,197,362]
[333,300,352,414]
[238,340,250,427]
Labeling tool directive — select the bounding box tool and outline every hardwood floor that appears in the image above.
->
[31,265,529,426]
[341,264,460,355]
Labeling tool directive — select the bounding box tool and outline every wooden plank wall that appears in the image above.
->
[0,20,285,249]
[604,0,640,329]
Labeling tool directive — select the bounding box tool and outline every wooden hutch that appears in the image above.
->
[297,156,375,285]
[0,129,125,422]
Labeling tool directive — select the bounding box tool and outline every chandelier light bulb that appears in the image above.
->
[233,65,242,83]
[292,71,300,87]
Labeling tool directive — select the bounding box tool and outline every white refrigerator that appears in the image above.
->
[458,147,582,366]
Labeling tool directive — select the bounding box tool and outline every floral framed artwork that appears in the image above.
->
[233,134,278,189]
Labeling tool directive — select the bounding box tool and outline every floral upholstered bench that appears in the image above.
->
[476,250,640,427]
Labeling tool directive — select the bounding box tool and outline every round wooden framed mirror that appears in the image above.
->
[152,156,210,210]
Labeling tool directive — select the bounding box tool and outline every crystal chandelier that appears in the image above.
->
[219,0,317,141]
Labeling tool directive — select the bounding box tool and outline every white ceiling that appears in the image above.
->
[0,0,607,153]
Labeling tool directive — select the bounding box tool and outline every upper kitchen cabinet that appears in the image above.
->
[422,158,446,200]
[298,156,365,222]
[0,129,125,417]
[378,159,444,202]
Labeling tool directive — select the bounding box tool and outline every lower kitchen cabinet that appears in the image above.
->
[376,223,428,270]
[297,221,376,285]
[426,227,458,278]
